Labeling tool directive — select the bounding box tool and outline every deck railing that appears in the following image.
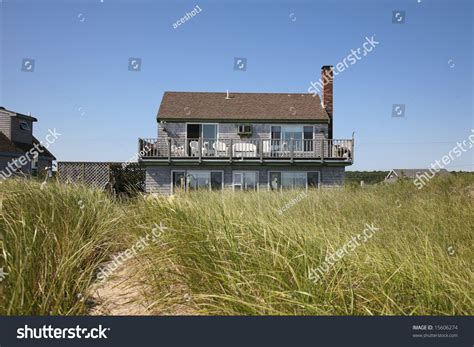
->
[138,138,353,162]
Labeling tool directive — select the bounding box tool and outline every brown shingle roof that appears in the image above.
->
[16,137,56,159]
[157,92,330,122]
[0,132,23,154]
[0,132,55,159]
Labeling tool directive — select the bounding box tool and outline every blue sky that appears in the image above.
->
[1,0,473,171]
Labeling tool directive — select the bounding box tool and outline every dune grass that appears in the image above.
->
[137,175,473,315]
[0,179,129,315]
[0,175,472,315]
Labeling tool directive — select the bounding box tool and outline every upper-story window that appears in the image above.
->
[271,125,314,152]
[19,121,30,131]
[187,123,217,140]
[271,125,313,140]
[237,124,252,136]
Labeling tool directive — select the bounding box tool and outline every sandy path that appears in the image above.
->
[89,258,154,315]
[88,256,198,316]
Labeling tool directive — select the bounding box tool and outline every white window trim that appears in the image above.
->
[267,170,321,191]
[232,170,259,192]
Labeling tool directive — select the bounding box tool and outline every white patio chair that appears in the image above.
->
[171,144,178,156]
[189,141,199,157]
[171,145,185,156]
[262,140,271,154]
[213,141,228,156]
[177,145,185,156]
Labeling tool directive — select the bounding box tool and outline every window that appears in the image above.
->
[269,171,321,191]
[188,171,210,191]
[187,123,218,156]
[307,172,320,189]
[172,171,186,192]
[233,173,242,191]
[303,126,314,152]
[237,124,252,135]
[281,125,303,141]
[271,126,281,140]
[187,123,218,140]
[19,121,30,131]
[233,171,258,191]
[269,172,281,191]
[211,171,223,190]
[270,126,282,153]
[282,126,303,152]
[173,170,223,192]
[202,124,217,140]
[281,172,306,190]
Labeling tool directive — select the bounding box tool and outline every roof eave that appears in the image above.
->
[14,113,38,122]
[156,116,330,123]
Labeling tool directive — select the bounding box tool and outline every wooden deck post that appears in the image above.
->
[290,139,294,163]
[321,140,324,163]
[198,138,202,163]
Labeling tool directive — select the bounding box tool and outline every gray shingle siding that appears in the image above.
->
[145,166,172,194]
[144,165,345,194]
[0,111,11,138]
[157,122,329,140]
[219,123,270,139]
[10,117,33,144]
[158,122,185,138]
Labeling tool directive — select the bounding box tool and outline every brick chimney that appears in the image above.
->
[321,65,333,139]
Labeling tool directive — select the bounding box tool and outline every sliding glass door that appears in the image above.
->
[187,123,218,156]
[269,171,320,191]
[202,124,217,156]
[172,170,223,192]
[271,125,314,153]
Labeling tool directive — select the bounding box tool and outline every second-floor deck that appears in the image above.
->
[139,138,354,164]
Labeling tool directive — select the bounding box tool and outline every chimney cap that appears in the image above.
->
[321,65,333,70]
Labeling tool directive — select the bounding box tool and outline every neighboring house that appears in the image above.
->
[385,169,450,183]
[0,107,55,178]
[139,65,354,194]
